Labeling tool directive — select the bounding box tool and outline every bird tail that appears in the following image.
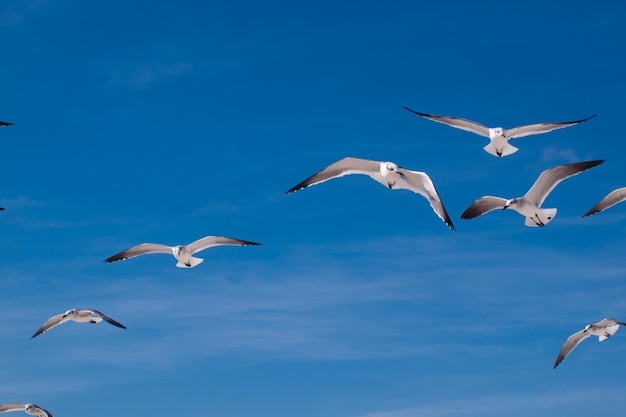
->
[176,257,204,268]
[524,208,557,227]
[483,143,519,157]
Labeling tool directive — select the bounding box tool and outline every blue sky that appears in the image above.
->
[1,1,626,416]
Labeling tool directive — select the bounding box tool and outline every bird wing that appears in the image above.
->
[524,160,604,207]
[506,114,596,139]
[103,243,173,262]
[31,313,70,338]
[554,328,591,368]
[186,236,262,255]
[403,106,490,138]
[286,157,380,194]
[393,169,455,230]
[583,187,626,217]
[29,405,53,417]
[461,196,509,219]
[0,121,14,127]
[0,403,27,412]
[598,317,626,327]
[88,310,127,329]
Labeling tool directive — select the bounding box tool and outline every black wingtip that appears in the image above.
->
[403,106,426,117]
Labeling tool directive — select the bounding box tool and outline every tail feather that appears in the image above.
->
[484,143,519,157]
[524,208,557,227]
[176,257,204,268]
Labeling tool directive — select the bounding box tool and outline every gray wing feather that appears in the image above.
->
[286,157,380,194]
[524,160,604,207]
[583,187,626,217]
[104,243,173,263]
[461,196,509,219]
[506,114,596,139]
[88,309,127,329]
[554,328,591,368]
[598,318,626,327]
[403,106,490,138]
[395,170,455,230]
[31,313,69,339]
[186,236,262,255]
[0,403,27,412]
[31,405,53,417]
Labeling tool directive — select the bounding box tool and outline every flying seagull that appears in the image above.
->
[31,308,127,339]
[0,121,14,127]
[582,187,626,217]
[461,160,604,227]
[403,106,596,157]
[0,403,53,417]
[104,235,262,268]
[285,156,455,230]
[554,318,626,369]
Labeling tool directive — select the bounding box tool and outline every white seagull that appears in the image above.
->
[554,318,626,368]
[104,235,262,268]
[403,106,596,157]
[31,308,127,339]
[0,403,53,417]
[286,156,455,230]
[461,160,604,227]
[583,187,626,217]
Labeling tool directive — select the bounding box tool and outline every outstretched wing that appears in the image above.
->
[0,403,27,412]
[286,157,380,194]
[583,187,626,217]
[506,114,596,139]
[394,169,455,230]
[89,309,127,329]
[403,106,490,138]
[461,196,509,220]
[186,236,262,255]
[31,313,69,339]
[554,328,591,368]
[104,243,173,263]
[524,160,604,207]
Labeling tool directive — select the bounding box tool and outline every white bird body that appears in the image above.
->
[461,160,604,227]
[31,308,127,338]
[0,403,53,417]
[403,106,596,157]
[286,157,455,230]
[104,235,262,268]
[554,318,626,368]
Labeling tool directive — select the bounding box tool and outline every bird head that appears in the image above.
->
[493,127,505,137]
[503,199,515,210]
[583,324,592,332]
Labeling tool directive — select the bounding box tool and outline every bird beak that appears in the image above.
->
[502,206,508,210]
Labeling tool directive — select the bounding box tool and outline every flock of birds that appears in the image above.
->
[1,107,626,415]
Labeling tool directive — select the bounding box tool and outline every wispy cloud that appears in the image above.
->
[353,387,626,417]
[107,60,193,88]
[0,0,46,26]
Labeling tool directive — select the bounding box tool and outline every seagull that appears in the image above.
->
[554,318,626,368]
[285,156,455,230]
[461,160,604,227]
[403,106,596,157]
[31,308,127,338]
[104,235,262,268]
[582,187,626,217]
[0,121,14,127]
[0,403,53,417]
